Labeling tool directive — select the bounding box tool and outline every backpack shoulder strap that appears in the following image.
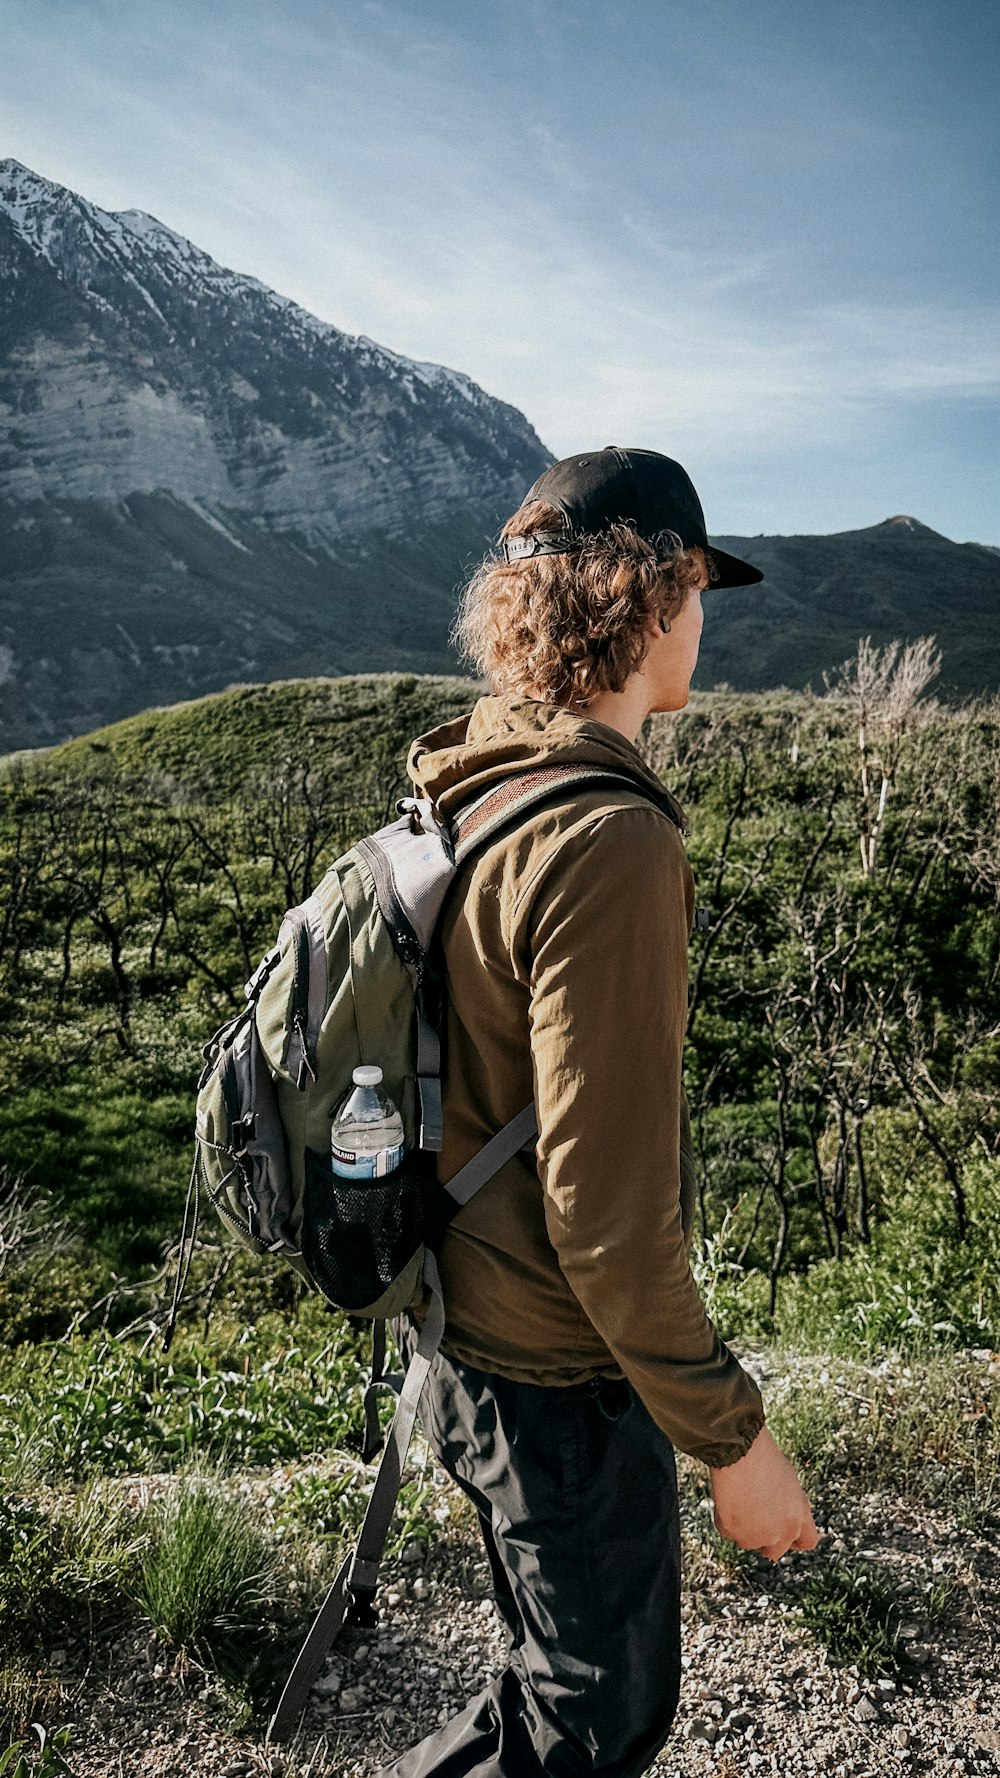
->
[450,761,682,869]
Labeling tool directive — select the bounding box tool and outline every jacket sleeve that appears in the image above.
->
[510,803,766,1469]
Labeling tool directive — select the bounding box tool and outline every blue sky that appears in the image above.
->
[3,0,998,540]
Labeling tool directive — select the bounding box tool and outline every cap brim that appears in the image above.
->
[707,546,764,589]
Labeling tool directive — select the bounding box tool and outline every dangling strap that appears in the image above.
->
[357,1318,405,1463]
[415,982,443,1153]
[424,1100,538,1241]
[267,1252,446,1742]
[266,1095,537,1741]
[162,1148,201,1353]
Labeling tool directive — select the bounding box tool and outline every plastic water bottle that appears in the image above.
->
[330,1065,405,1179]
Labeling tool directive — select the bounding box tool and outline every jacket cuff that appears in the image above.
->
[698,1406,767,1470]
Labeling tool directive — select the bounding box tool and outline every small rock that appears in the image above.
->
[412,1578,429,1601]
[683,1718,718,1745]
[727,1709,754,1731]
[339,1686,364,1712]
[894,1726,910,1748]
[852,1695,880,1725]
[313,1673,342,1697]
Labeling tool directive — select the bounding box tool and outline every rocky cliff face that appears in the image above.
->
[0,159,548,536]
[0,160,552,749]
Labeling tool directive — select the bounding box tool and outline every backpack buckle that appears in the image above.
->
[396,797,454,859]
[345,1554,379,1626]
[231,1113,257,1150]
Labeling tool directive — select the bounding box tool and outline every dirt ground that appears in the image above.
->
[48,1472,998,1778]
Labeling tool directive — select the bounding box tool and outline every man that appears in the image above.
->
[381,448,818,1778]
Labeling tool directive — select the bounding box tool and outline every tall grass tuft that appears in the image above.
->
[131,1477,285,1678]
[0,1658,48,1749]
[797,1559,910,1678]
[0,1485,138,1658]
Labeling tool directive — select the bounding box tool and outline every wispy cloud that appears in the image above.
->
[3,0,998,539]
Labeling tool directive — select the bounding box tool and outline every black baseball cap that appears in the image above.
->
[502,445,763,589]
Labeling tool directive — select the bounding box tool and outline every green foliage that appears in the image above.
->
[276,1445,468,1559]
[0,1486,137,1656]
[774,1153,1000,1354]
[0,1727,74,1778]
[0,1312,362,1483]
[797,1560,910,1678]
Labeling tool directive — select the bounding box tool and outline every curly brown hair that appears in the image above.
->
[452,500,717,708]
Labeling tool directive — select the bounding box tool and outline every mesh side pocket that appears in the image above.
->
[301,1146,425,1311]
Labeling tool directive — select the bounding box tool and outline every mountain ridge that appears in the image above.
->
[0,157,549,532]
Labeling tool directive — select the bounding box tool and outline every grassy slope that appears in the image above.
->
[44,670,482,794]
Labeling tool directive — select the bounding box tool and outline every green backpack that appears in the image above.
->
[187,760,681,1739]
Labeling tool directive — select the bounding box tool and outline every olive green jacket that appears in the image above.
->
[407,692,765,1469]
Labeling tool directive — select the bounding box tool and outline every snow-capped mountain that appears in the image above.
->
[0,160,552,749]
[0,159,549,533]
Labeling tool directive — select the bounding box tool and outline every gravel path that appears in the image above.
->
[51,1466,997,1778]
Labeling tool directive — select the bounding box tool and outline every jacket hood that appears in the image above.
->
[406,694,688,834]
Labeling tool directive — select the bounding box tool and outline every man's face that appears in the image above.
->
[643,583,706,713]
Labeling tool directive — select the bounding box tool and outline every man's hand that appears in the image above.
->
[709,1425,819,1562]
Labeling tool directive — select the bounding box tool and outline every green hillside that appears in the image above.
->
[702,518,1000,701]
[49,669,480,797]
[1,667,997,1351]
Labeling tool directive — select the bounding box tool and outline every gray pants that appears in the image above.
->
[378,1320,682,1777]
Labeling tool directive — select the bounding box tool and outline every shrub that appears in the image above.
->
[129,1477,285,1678]
[774,1154,1000,1354]
[0,1486,138,1657]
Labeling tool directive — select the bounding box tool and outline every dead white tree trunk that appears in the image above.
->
[823,634,942,879]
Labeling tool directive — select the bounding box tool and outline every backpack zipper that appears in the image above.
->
[284,909,318,1087]
[207,1167,296,1256]
[355,837,424,976]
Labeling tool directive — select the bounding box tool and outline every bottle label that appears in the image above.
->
[331,1140,405,1180]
